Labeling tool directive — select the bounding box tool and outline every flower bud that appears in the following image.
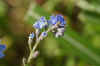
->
[32,51,39,59]
[29,32,35,39]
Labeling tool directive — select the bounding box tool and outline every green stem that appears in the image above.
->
[27,39,40,63]
[25,23,60,66]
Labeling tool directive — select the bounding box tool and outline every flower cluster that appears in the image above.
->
[33,16,48,29]
[0,40,6,58]
[32,14,66,39]
[26,14,66,64]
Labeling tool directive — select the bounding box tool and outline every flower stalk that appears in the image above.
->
[23,14,66,66]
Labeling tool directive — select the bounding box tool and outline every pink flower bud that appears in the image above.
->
[33,51,39,58]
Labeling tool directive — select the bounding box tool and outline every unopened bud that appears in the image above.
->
[32,51,39,59]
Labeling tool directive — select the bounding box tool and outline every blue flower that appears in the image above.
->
[33,15,66,29]
[33,17,48,29]
[33,21,40,29]
[48,15,66,26]
[0,44,6,58]
[0,44,6,51]
[40,16,47,22]
[56,14,66,26]
[48,15,58,25]
[29,32,35,39]
[41,32,47,37]
[0,52,5,58]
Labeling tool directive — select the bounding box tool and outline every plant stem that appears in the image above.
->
[26,23,60,66]
[27,39,40,63]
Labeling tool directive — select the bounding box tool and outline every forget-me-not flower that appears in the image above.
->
[56,14,66,26]
[0,41,6,58]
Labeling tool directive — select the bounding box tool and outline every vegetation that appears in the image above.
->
[0,0,100,66]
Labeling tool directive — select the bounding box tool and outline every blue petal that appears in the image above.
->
[0,52,5,58]
[56,14,66,25]
[33,20,48,29]
[49,15,58,25]
[29,32,35,39]
[40,16,47,22]
[47,20,52,25]
[33,21,41,29]
[0,44,6,52]
[38,21,45,29]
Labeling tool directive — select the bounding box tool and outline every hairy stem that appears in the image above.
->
[26,23,60,66]
[27,39,40,63]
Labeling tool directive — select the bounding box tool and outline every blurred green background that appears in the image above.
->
[0,0,100,66]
